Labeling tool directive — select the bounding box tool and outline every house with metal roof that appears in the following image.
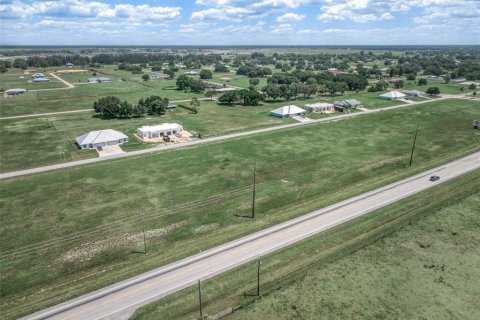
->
[334,99,362,112]
[88,77,111,83]
[33,77,49,83]
[379,91,407,100]
[402,90,422,97]
[32,73,45,79]
[4,88,27,96]
[75,129,128,149]
[271,105,306,118]
[304,102,334,113]
[136,123,183,139]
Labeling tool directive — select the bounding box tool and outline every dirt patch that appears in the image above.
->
[55,221,186,264]
[136,130,194,143]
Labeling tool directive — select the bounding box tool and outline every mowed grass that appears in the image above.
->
[229,189,480,320]
[131,171,480,320]
[0,69,66,90]
[0,99,479,319]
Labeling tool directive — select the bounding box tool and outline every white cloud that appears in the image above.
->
[276,12,306,22]
[270,23,294,33]
[191,6,262,21]
[316,0,397,23]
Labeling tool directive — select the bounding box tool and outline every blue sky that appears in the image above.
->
[1,0,479,45]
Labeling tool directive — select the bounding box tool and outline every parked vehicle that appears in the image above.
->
[429,175,440,182]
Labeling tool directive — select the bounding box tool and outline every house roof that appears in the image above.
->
[6,88,27,93]
[75,129,128,146]
[344,99,362,105]
[379,91,407,99]
[137,123,183,132]
[305,103,334,108]
[271,105,306,115]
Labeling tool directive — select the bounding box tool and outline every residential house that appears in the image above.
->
[75,129,128,149]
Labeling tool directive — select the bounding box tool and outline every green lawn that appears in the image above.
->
[131,171,480,320]
[228,188,480,320]
[1,99,479,319]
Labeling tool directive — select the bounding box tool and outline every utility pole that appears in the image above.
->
[198,280,203,319]
[142,214,147,254]
[251,159,257,219]
[409,123,419,167]
[256,259,260,296]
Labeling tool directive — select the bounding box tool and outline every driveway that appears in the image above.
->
[96,145,125,157]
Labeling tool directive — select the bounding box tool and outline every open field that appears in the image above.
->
[229,188,480,320]
[0,69,66,90]
[131,171,480,320]
[0,99,479,319]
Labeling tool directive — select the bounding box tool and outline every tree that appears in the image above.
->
[142,74,150,81]
[249,78,260,87]
[13,59,28,69]
[199,69,213,79]
[406,74,416,81]
[394,80,404,89]
[214,64,229,72]
[93,96,134,119]
[218,90,239,105]
[418,78,428,86]
[426,87,440,96]
[443,74,451,84]
[190,97,200,108]
[238,88,263,106]
[176,74,191,91]
[205,90,217,100]
[263,84,281,101]
[189,79,206,93]
[138,95,169,116]
[163,69,175,79]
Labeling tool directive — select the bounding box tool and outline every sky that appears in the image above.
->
[0,0,479,45]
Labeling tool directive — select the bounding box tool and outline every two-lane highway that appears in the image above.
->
[22,152,480,320]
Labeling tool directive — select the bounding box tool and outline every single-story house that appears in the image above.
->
[402,90,422,97]
[424,75,443,81]
[75,129,128,149]
[136,123,183,139]
[459,81,480,89]
[271,105,306,118]
[66,63,74,68]
[32,73,45,79]
[167,103,176,109]
[473,120,480,129]
[33,77,49,82]
[333,99,362,112]
[304,103,334,113]
[185,71,199,76]
[379,91,407,100]
[4,88,27,96]
[89,77,111,83]
[151,73,171,80]
[215,87,237,93]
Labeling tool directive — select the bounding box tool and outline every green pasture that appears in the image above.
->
[0,98,479,318]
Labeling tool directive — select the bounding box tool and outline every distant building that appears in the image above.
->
[88,77,111,83]
[136,123,183,139]
[474,120,480,129]
[33,77,49,83]
[271,105,306,118]
[333,99,362,112]
[379,91,407,100]
[304,103,334,113]
[167,103,176,109]
[151,73,171,80]
[185,71,199,76]
[32,73,45,79]
[459,81,480,89]
[66,63,74,68]
[424,75,443,81]
[4,88,27,96]
[402,90,422,97]
[75,129,128,149]
[215,87,237,93]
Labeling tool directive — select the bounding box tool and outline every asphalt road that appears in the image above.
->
[21,152,480,320]
[0,96,449,180]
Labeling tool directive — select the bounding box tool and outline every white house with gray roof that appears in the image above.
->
[75,129,128,149]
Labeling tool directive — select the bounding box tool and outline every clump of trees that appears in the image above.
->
[214,64,229,72]
[426,87,440,96]
[367,80,389,92]
[236,64,272,78]
[176,74,206,92]
[199,69,213,79]
[418,78,428,86]
[118,63,142,74]
[93,95,169,119]
[218,88,264,106]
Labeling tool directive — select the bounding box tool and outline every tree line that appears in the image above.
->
[93,95,170,119]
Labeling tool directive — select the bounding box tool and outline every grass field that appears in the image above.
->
[0,69,66,90]
[131,172,480,320]
[229,188,480,320]
[0,99,479,319]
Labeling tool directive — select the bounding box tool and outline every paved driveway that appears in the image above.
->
[96,145,125,157]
